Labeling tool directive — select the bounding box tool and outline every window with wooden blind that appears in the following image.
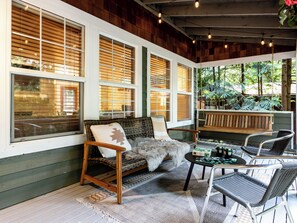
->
[11,0,84,141]
[99,36,135,119]
[12,74,82,141]
[11,0,84,76]
[150,54,171,121]
[177,63,192,121]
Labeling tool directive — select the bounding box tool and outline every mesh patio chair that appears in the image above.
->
[241,129,294,158]
[199,156,297,223]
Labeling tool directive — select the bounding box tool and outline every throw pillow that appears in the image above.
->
[90,122,132,158]
[151,116,172,141]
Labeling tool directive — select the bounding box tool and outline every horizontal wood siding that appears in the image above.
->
[0,145,83,209]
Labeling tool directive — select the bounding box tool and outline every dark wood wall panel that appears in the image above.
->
[63,0,294,63]
[63,0,196,62]
[197,41,294,63]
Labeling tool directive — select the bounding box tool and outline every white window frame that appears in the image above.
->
[98,34,137,119]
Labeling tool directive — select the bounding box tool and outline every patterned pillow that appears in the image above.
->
[151,116,172,141]
[90,122,132,158]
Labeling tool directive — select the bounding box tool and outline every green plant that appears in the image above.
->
[279,0,297,27]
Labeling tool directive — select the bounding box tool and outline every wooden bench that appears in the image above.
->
[81,117,198,204]
[198,112,273,134]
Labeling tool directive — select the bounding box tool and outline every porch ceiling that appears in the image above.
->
[134,0,297,46]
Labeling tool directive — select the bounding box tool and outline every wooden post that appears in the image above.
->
[282,59,292,111]
[116,151,123,204]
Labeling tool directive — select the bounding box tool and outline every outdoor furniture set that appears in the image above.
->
[81,115,295,222]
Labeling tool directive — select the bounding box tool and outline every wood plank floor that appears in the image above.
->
[1,176,296,223]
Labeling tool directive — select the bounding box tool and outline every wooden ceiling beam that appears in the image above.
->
[160,1,278,16]
[174,16,290,29]
[194,36,296,46]
[186,27,297,39]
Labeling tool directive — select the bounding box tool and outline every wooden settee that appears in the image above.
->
[81,117,199,204]
[198,111,273,134]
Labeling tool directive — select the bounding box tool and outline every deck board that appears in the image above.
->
[0,177,296,223]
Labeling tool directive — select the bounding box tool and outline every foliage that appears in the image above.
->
[279,0,297,27]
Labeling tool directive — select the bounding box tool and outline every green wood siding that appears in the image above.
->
[0,145,83,209]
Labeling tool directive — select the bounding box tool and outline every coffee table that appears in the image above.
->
[183,151,246,206]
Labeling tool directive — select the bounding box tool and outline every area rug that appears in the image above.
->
[77,161,235,223]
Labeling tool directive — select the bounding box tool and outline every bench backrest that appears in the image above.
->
[204,112,273,131]
[84,117,155,141]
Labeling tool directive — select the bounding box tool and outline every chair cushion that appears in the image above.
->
[151,116,171,141]
[241,146,280,156]
[90,122,132,158]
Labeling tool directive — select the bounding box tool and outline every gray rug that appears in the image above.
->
[77,161,235,223]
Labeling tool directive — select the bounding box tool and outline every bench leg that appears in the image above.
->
[80,143,89,185]
[116,151,123,204]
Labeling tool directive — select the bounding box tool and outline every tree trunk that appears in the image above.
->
[241,64,245,95]
[282,59,292,111]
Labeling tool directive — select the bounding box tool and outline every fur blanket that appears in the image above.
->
[125,137,190,171]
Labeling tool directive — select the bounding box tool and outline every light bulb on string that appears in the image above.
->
[158,12,162,24]
[207,32,212,39]
[195,0,199,8]
[224,39,228,49]
[269,40,273,47]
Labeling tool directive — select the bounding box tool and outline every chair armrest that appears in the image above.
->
[251,155,297,162]
[212,163,282,171]
[167,128,199,142]
[84,140,126,152]
[244,131,277,146]
[257,132,294,156]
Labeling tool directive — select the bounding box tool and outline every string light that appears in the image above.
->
[269,40,273,47]
[195,0,199,8]
[158,12,162,24]
[207,32,212,39]
[224,39,228,49]
[260,34,265,45]
[192,39,196,44]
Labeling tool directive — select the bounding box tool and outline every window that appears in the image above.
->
[177,63,192,121]
[150,54,171,121]
[12,75,82,140]
[12,0,84,76]
[99,36,135,119]
[11,0,84,141]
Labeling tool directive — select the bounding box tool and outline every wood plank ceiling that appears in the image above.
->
[134,0,297,47]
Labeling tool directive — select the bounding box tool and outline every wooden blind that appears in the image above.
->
[150,91,170,121]
[177,63,192,92]
[13,74,81,140]
[177,94,191,121]
[150,54,170,89]
[99,36,135,84]
[99,85,135,119]
[11,1,84,76]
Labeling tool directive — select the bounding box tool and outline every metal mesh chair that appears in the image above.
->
[199,156,297,223]
[241,129,294,158]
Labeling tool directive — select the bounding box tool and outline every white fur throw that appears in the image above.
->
[126,137,190,171]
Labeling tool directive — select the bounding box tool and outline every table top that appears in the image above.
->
[185,151,246,167]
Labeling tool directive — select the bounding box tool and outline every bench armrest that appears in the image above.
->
[84,140,126,152]
[167,128,199,142]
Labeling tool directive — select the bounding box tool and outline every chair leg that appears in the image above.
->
[282,196,294,223]
[199,180,213,223]
[246,204,258,223]
[234,203,240,217]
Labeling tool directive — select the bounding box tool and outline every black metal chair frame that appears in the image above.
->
[241,130,294,158]
[199,156,297,223]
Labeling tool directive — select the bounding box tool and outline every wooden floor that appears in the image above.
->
[0,176,296,223]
